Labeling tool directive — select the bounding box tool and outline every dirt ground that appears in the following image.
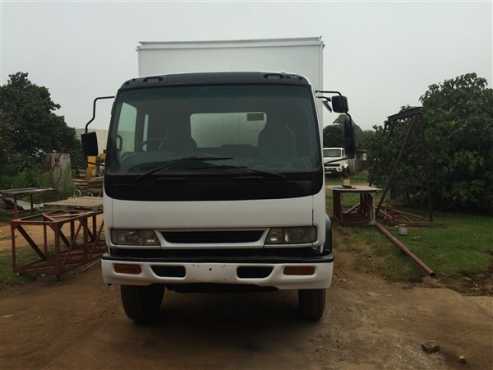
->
[0,248,492,370]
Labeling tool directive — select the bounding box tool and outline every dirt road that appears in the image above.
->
[0,251,492,370]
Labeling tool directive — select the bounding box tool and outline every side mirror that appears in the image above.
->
[332,95,349,113]
[81,95,114,157]
[343,115,356,159]
[81,132,99,157]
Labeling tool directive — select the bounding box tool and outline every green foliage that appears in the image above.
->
[322,123,343,147]
[0,167,42,188]
[358,130,375,150]
[368,73,493,212]
[323,114,366,148]
[421,73,493,211]
[0,72,83,185]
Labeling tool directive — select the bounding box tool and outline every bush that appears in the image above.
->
[368,73,493,213]
[0,167,42,189]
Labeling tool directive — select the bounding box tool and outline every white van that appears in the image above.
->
[323,147,350,174]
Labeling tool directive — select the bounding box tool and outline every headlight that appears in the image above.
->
[111,229,160,246]
[265,226,317,245]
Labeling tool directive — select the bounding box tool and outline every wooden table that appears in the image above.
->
[332,185,381,225]
[0,187,54,215]
[44,196,103,211]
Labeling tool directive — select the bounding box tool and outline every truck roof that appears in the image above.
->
[119,72,310,91]
[137,37,324,50]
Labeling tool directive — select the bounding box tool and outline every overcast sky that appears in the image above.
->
[1,1,492,130]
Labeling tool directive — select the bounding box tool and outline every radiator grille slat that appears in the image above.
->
[161,230,264,244]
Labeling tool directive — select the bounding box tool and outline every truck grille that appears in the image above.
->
[161,230,264,244]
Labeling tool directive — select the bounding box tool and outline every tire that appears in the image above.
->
[120,284,165,324]
[298,289,326,321]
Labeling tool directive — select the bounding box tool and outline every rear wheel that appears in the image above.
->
[120,284,165,324]
[298,289,326,321]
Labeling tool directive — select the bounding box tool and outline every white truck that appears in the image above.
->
[323,147,350,175]
[81,37,355,324]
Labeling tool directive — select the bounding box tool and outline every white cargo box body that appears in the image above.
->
[137,37,324,125]
[137,37,323,91]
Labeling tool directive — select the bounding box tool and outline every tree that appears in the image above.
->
[420,73,493,211]
[322,123,343,147]
[0,72,82,177]
[368,73,493,212]
[358,130,375,150]
[323,114,364,148]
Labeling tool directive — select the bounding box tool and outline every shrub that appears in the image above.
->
[368,73,493,213]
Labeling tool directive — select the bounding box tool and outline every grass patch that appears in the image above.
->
[0,247,35,286]
[327,190,493,281]
[336,225,423,281]
[387,213,493,277]
[350,170,369,183]
[0,210,12,223]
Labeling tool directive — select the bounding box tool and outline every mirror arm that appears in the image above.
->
[316,95,334,112]
[315,90,342,96]
[84,96,115,133]
[317,97,333,112]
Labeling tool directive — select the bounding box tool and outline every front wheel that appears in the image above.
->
[120,284,165,324]
[298,289,326,321]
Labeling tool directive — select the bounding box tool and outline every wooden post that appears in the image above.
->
[70,220,75,247]
[333,190,342,223]
[54,225,61,280]
[11,223,16,273]
[82,218,88,264]
[43,223,48,255]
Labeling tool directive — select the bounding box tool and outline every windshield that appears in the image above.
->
[323,148,343,158]
[107,84,321,175]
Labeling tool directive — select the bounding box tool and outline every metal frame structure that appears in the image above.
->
[11,209,105,279]
[332,186,381,226]
[375,107,434,221]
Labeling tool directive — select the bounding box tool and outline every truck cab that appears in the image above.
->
[323,147,350,175]
[87,72,353,324]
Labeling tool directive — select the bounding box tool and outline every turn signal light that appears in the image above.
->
[283,266,315,276]
[113,263,142,274]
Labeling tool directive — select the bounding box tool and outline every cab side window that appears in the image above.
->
[118,103,137,153]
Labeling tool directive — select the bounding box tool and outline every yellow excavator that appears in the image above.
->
[86,151,105,178]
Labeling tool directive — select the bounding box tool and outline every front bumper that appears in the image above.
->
[324,166,343,173]
[101,251,333,290]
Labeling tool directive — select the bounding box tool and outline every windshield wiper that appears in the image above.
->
[135,156,233,182]
[222,166,288,180]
